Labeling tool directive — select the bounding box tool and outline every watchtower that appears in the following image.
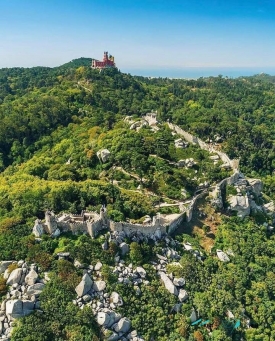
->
[45,210,57,234]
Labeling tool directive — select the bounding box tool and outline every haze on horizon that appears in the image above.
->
[0,0,275,71]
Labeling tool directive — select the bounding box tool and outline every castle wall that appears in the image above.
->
[210,171,241,199]
[168,123,239,171]
[110,221,167,236]
[57,221,88,234]
[185,190,208,222]
[167,212,187,234]
[88,219,107,238]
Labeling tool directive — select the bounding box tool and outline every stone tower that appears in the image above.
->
[100,205,107,225]
[45,210,57,234]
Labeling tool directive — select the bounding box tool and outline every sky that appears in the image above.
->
[0,0,275,71]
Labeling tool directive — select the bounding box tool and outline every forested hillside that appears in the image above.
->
[0,59,275,341]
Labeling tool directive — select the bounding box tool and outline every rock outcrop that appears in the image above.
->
[97,149,111,163]
[75,274,93,297]
[158,272,178,296]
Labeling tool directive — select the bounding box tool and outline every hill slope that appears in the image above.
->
[0,59,275,340]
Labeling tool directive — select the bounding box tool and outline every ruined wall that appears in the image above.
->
[110,221,166,236]
[56,219,107,238]
[185,190,208,222]
[88,219,108,238]
[168,123,239,171]
[167,212,187,234]
[210,171,241,199]
[57,221,88,234]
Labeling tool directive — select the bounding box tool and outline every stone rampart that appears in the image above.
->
[211,170,241,199]
[185,190,208,222]
[110,221,167,236]
[52,218,107,238]
[167,212,187,234]
[168,123,239,171]
[88,219,108,238]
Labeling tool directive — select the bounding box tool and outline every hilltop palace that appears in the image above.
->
[91,51,116,69]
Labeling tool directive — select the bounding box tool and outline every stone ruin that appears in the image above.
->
[33,206,190,241]
[33,206,109,239]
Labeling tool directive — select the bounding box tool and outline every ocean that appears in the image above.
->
[121,67,275,79]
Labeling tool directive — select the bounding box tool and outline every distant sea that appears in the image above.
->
[122,67,275,79]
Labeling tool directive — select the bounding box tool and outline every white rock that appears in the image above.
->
[5,300,34,318]
[113,317,131,333]
[102,241,108,250]
[6,269,23,286]
[75,274,93,297]
[135,267,146,278]
[154,228,162,240]
[107,332,120,341]
[119,243,129,256]
[216,250,230,262]
[159,272,178,296]
[110,292,123,306]
[97,149,111,163]
[183,243,193,251]
[173,278,185,287]
[52,228,61,238]
[82,294,92,302]
[93,281,106,292]
[17,260,24,267]
[178,289,188,302]
[190,308,197,323]
[74,260,84,268]
[32,219,44,237]
[25,269,38,286]
[94,262,103,271]
[26,283,45,296]
[96,312,110,326]
[0,261,13,275]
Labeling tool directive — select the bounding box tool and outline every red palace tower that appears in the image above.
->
[91,51,116,69]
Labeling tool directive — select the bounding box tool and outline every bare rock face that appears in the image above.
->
[97,312,110,326]
[97,149,111,163]
[178,289,188,302]
[119,243,129,256]
[135,267,146,279]
[5,299,34,318]
[0,261,13,275]
[173,278,185,287]
[229,194,250,218]
[32,219,44,237]
[158,272,178,296]
[248,178,263,196]
[113,317,131,334]
[6,268,23,286]
[110,292,123,306]
[26,283,45,297]
[216,250,230,262]
[93,280,106,292]
[94,262,103,271]
[25,269,38,286]
[75,274,93,297]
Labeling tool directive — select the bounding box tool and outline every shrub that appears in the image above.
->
[0,275,7,297]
